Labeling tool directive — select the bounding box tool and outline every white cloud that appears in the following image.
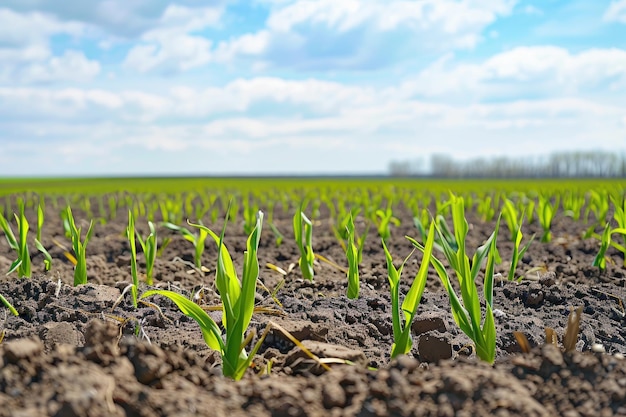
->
[1,72,623,172]
[17,51,100,83]
[217,0,516,69]
[0,8,99,83]
[1,1,227,38]
[399,46,626,100]
[604,0,626,23]
[123,5,221,73]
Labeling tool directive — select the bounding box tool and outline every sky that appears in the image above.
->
[0,0,625,176]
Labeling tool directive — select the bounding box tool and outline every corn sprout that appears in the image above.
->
[345,214,368,299]
[126,210,139,308]
[0,200,31,278]
[143,210,264,380]
[408,195,500,363]
[501,198,534,281]
[384,222,435,358]
[136,220,158,285]
[294,205,315,281]
[65,206,95,286]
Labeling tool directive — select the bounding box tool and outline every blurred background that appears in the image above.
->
[0,1,624,177]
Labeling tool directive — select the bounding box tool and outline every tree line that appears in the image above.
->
[388,150,626,178]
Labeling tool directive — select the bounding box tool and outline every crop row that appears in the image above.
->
[0,179,624,379]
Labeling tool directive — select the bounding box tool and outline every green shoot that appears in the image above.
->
[384,222,435,358]
[0,293,18,316]
[126,210,139,308]
[476,194,496,222]
[294,205,315,281]
[592,222,626,271]
[611,194,626,267]
[0,200,32,278]
[345,215,369,299]
[242,197,259,235]
[268,222,284,247]
[34,200,52,272]
[563,191,585,221]
[538,194,559,242]
[408,194,501,363]
[375,202,400,243]
[162,222,208,269]
[502,198,534,281]
[65,206,95,286]
[143,210,265,380]
[136,220,158,285]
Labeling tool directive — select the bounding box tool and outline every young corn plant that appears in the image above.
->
[162,222,208,270]
[136,220,158,285]
[294,206,315,281]
[384,222,435,358]
[126,210,139,308]
[345,215,369,299]
[408,195,501,363]
[65,206,95,286]
[375,202,400,243]
[610,194,626,267]
[592,222,626,271]
[142,211,265,380]
[35,200,52,272]
[502,198,534,281]
[0,201,31,278]
[563,191,585,221]
[537,194,559,243]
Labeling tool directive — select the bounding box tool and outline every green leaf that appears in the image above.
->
[141,290,224,353]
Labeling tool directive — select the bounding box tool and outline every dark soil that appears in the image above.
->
[0,203,625,416]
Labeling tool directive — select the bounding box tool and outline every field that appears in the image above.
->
[0,177,625,416]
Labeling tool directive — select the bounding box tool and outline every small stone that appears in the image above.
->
[591,343,606,354]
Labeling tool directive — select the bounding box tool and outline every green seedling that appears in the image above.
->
[414,214,458,253]
[268,222,284,247]
[162,222,208,270]
[143,210,265,380]
[384,222,435,358]
[563,191,585,221]
[538,194,559,243]
[65,206,95,286]
[0,293,18,316]
[345,215,369,299]
[294,205,315,281]
[502,198,534,281]
[0,201,32,278]
[136,220,158,285]
[332,206,361,246]
[34,200,52,272]
[375,202,400,243]
[408,194,500,363]
[126,210,139,308]
[592,222,626,271]
[611,195,626,267]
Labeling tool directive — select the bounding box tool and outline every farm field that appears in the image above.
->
[0,177,625,416]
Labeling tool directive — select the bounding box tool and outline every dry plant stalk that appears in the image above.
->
[515,306,583,353]
[563,306,583,352]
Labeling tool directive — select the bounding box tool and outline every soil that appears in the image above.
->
[0,201,625,416]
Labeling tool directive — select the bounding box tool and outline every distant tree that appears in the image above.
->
[388,150,626,178]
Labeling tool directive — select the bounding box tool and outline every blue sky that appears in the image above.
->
[0,0,625,176]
